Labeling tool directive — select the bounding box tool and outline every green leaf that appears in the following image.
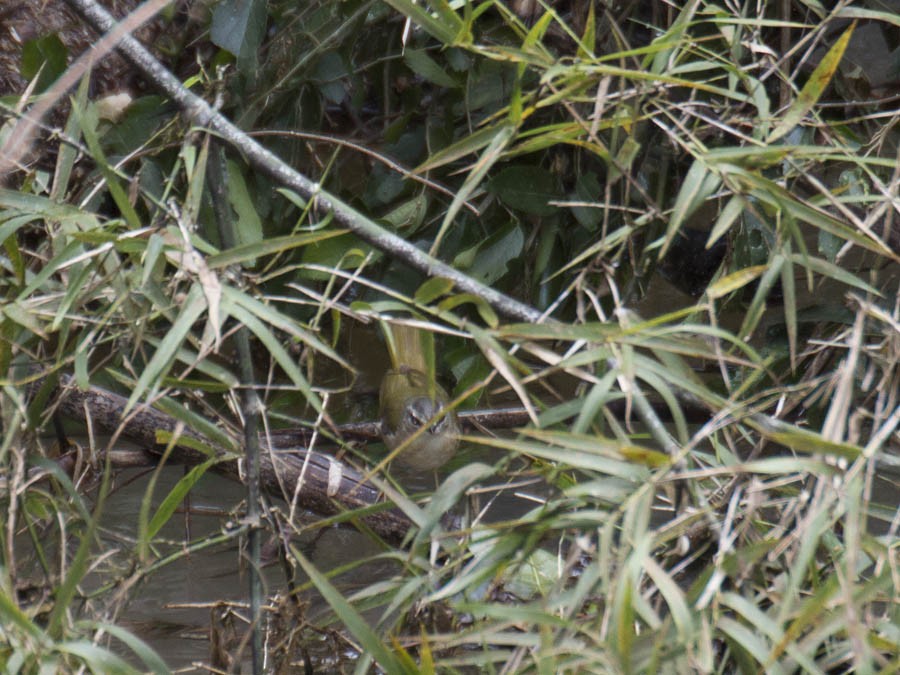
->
[183,138,208,222]
[381,0,462,44]
[415,277,455,304]
[56,640,138,674]
[768,22,856,143]
[207,228,349,269]
[738,255,783,340]
[488,165,559,216]
[294,551,412,674]
[126,284,207,412]
[224,294,323,413]
[453,222,524,285]
[707,194,745,247]
[0,188,94,219]
[609,135,641,184]
[719,617,783,675]
[81,622,170,675]
[3,300,47,338]
[578,1,596,59]
[146,459,218,539]
[428,528,529,603]
[381,193,429,231]
[834,6,900,27]
[470,432,649,481]
[664,160,721,256]
[76,105,143,232]
[643,557,694,641]
[0,588,46,643]
[569,172,603,231]
[416,122,513,173]
[314,51,350,104]
[754,418,862,459]
[21,34,68,92]
[788,253,879,296]
[225,160,264,250]
[211,0,267,64]
[499,547,561,600]
[707,265,768,299]
[780,254,798,370]
[404,49,460,88]
[222,285,349,369]
[299,233,374,281]
[431,123,516,253]
[0,214,41,252]
[104,95,170,157]
[413,463,495,550]
[436,293,499,328]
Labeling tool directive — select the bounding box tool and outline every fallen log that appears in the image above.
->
[47,374,422,542]
[42,374,712,540]
[40,375,588,541]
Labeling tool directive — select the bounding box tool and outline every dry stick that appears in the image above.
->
[252,129,480,216]
[51,375,419,542]
[62,0,544,326]
[267,399,713,449]
[63,0,687,465]
[60,0,687,461]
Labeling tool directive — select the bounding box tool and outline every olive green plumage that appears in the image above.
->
[379,323,459,471]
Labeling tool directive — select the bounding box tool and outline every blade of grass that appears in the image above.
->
[294,550,411,674]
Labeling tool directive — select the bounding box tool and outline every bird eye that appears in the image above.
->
[406,409,424,428]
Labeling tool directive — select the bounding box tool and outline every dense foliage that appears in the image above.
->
[0,0,898,671]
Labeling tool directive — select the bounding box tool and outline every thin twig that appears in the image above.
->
[253,130,480,216]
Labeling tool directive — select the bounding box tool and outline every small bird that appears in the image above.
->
[379,323,459,471]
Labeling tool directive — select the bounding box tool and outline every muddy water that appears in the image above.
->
[100,467,248,667]
[99,464,394,670]
[86,438,541,670]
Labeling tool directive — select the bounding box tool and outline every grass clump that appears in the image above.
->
[1,0,897,671]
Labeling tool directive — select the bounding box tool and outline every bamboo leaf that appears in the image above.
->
[707,264,768,299]
[146,459,218,539]
[222,285,349,369]
[412,463,495,548]
[227,300,323,413]
[768,22,856,143]
[207,228,348,269]
[431,123,517,253]
[664,160,722,256]
[294,551,411,674]
[81,622,170,675]
[381,0,462,44]
[753,418,862,459]
[416,122,514,173]
[126,284,207,412]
